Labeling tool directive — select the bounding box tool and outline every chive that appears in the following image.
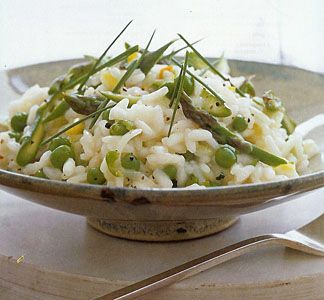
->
[78,20,133,92]
[177,34,245,97]
[168,71,182,108]
[172,58,230,109]
[116,30,156,91]
[199,53,224,76]
[41,103,115,146]
[89,30,156,129]
[60,46,139,92]
[159,38,203,63]
[168,51,189,136]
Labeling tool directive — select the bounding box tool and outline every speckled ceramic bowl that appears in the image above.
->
[0,59,324,241]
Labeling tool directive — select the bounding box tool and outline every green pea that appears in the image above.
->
[215,146,237,169]
[49,137,71,151]
[185,174,199,186]
[121,153,140,171]
[232,115,248,132]
[11,112,28,132]
[50,145,74,170]
[110,120,135,136]
[163,165,177,180]
[9,132,22,143]
[34,169,48,179]
[87,167,106,185]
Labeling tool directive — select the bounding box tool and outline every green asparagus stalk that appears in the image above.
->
[15,46,139,166]
[99,91,140,105]
[64,93,103,115]
[16,113,45,166]
[180,93,288,167]
[16,93,61,166]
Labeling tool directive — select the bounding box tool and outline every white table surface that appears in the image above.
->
[0,188,324,299]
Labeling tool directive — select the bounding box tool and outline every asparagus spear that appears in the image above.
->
[99,91,139,105]
[44,46,140,123]
[180,93,288,167]
[16,93,60,166]
[16,114,45,166]
[64,93,103,115]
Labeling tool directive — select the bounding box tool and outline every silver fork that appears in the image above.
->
[94,214,324,300]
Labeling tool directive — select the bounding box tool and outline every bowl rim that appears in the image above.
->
[1,168,324,204]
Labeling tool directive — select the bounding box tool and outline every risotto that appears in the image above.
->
[0,31,323,188]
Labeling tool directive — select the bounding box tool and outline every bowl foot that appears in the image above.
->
[86,216,238,242]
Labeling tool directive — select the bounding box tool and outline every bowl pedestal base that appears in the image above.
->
[86,216,238,241]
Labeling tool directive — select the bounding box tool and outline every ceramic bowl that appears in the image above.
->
[0,59,324,241]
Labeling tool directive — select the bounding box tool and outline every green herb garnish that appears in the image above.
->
[89,30,156,129]
[41,103,115,146]
[78,20,133,92]
[178,33,245,97]
[168,51,189,136]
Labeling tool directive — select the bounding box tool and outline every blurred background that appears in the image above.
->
[0,0,323,73]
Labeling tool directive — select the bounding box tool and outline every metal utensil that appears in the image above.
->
[94,213,324,300]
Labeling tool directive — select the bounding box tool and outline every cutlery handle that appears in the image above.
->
[94,234,282,300]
